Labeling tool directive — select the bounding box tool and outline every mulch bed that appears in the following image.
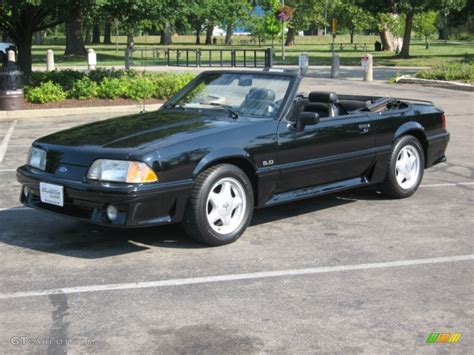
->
[22,98,165,110]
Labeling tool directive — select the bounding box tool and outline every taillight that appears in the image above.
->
[441,113,446,129]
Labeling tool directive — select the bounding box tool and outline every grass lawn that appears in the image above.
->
[31,35,474,68]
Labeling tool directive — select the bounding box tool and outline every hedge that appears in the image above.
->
[25,69,195,103]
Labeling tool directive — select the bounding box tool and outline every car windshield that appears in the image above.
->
[167,72,293,119]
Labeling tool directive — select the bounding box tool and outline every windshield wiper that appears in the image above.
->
[164,103,186,111]
[209,103,239,119]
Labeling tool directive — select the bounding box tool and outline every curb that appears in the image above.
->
[0,104,162,121]
[395,76,473,92]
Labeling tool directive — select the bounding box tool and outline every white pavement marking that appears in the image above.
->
[0,207,30,212]
[420,182,474,188]
[0,254,472,300]
[0,169,17,172]
[0,120,17,163]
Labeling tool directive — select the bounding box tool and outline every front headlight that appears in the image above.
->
[27,147,47,170]
[87,159,158,183]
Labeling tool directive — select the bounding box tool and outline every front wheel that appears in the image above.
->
[183,164,254,246]
[382,135,425,198]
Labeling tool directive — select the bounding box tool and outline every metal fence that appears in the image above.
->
[126,48,273,69]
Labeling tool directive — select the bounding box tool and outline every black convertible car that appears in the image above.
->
[17,70,450,245]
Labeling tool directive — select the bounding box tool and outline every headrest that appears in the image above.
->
[247,88,276,101]
[308,91,338,103]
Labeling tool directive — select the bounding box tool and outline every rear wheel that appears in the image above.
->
[382,135,424,198]
[183,164,254,246]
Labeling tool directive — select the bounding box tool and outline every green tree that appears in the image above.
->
[337,1,372,44]
[439,0,467,41]
[283,0,328,46]
[0,0,72,76]
[413,11,438,48]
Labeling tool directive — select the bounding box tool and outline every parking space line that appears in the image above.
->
[0,254,472,300]
[420,182,474,188]
[0,207,30,212]
[0,168,17,172]
[0,120,17,163]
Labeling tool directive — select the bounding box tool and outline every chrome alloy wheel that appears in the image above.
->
[395,145,421,190]
[206,177,247,235]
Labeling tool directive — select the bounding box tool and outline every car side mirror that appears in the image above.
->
[296,112,319,131]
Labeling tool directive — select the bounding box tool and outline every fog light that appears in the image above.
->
[106,205,118,221]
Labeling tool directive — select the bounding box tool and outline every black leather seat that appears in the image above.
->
[239,88,276,117]
[304,91,339,118]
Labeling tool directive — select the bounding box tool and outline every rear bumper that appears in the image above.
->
[16,165,192,227]
[426,132,450,168]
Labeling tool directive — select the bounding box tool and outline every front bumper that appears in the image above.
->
[16,165,192,227]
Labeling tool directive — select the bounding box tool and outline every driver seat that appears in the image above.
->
[304,91,339,118]
[239,88,276,117]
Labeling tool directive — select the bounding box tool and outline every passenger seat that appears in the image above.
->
[304,92,339,118]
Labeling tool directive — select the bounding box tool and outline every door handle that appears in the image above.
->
[358,123,371,133]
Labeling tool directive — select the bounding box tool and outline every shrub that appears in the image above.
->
[97,77,128,99]
[152,73,195,99]
[68,76,99,100]
[29,70,85,90]
[125,76,155,101]
[415,62,474,82]
[88,68,133,83]
[25,81,67,103]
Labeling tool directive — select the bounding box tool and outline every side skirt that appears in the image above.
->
[265,177,369,207]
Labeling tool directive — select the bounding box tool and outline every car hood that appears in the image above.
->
[37,109,253,150]
[34,109,254,170]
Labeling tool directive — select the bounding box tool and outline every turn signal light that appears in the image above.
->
[126,162,159,183]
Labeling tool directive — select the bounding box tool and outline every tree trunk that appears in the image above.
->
[350,28,355,44]
[64,12,86,56]
[398,10,414,59]
[160,22,172,45]
[84,25,92,45]
[205,24,213,45]
[16,36,33,78]
[195,28,201,44]
[442,13,448,43]
[92,23,101,44]
[103,21,112,44]
[285,27,295,46]
[379,29,394,51]
[127,33,134,48]
[224,23,233,45]
[34,31,44,45]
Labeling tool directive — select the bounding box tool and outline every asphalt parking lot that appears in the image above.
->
[0,78,472,353]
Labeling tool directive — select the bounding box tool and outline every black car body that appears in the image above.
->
[17,70,449,244]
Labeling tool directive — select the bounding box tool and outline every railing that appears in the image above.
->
[126,48,273,69]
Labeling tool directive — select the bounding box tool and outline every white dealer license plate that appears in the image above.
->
[40,182,64,207]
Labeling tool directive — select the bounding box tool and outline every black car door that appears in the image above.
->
[275,111,376,193]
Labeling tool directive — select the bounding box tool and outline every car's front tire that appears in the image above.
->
[382,135,424,198]
[183,164,254,246]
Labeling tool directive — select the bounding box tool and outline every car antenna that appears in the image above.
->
[140,31,148,114]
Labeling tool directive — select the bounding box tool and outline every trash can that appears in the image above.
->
[374,41,382,52]
[0,65,24,111]
[213,37,217,45]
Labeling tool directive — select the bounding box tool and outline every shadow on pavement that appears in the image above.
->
[0,189,381,259]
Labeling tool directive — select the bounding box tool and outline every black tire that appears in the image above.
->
[382,135,425,198]
[183,164,254,246]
